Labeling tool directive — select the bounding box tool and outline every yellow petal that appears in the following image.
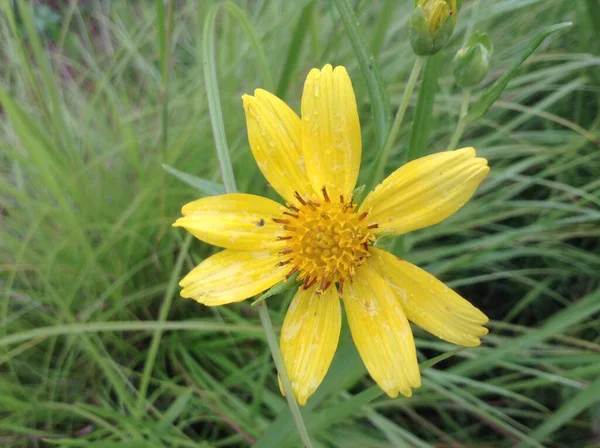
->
[369,247,489,347]
[173,194,285,251]
[180,249,287,306]
[359,148,489,236]
[343,265,420,398]
[280,285,341,405]
[301,64,361,201]
[242,89,314,203]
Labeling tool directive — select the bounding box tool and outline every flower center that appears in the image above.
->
[276,188,377,293]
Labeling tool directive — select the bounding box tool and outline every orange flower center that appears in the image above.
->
[276,188,377,293]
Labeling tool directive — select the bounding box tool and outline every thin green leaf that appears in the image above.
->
[0,320,264,349]
[518,376,600,447]
[452,287,600,377]
[202,4,237,193]
[162,163,225,196]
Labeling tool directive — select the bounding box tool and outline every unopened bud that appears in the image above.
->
[409,0,458,56]
[453,31,493,87]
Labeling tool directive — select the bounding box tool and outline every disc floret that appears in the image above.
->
[276,187,377,293]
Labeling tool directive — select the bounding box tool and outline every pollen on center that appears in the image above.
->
[275,187,377,293]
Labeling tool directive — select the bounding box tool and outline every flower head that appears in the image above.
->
[174,64,489,405]
[454,31,494,88]
[410,0,458,55]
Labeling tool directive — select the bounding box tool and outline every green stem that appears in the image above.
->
[406,53,442,162]
[202,4,310,443]
[257,303,313,448]
[446,88,470,150]
[365,57,425,195]
[445,0,481,152]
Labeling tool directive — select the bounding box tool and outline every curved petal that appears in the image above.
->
[280,285,341,405]
[173,194,285,251]
[359,148,489,236]
[343,265,420,398]
[369,247,489,347]
[180,250,287,306]
[242,89,314,203]
[301,64,361,201]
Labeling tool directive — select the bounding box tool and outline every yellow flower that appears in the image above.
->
[174,64,489,405]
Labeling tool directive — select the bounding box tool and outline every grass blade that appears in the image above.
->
[162,163,225,196]
[202,4,237,193]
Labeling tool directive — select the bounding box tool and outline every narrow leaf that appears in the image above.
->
[518,376,600,447]
[202,4,237,193]
[162,164,225,196]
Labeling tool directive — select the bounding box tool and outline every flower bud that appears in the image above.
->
[409,0,458,56]
[453,31,493,88]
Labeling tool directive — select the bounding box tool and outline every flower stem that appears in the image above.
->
[203,4,310,443]
[257,302,313,448]
[446,88,470,150]
[365,56,425,196]
[446,0,480,151]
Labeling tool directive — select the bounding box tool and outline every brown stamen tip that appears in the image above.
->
[367,223,379,229]
[339,194,344,204]
[337,280,344,294]
[278,260,291,266]
[283,225,297,231]
[319,279,331,292]
[283,211,299,218]
[322,186,330,202]
[304,277,318,290]
[286,203,299,212]
[294,191,307,206]
[307,200,318,211]
[286,266,299,279]
[362,242,369,250]
[358,212,368,220]
[280,247,292,255]
[273,218,290,224]
[277,236,292,241]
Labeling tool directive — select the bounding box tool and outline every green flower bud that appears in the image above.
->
[453,31,493,88]
[409,0,458,56]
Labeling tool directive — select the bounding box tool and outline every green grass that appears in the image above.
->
[1,0,599,446]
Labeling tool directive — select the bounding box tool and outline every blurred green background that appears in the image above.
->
[1,0,599,446]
